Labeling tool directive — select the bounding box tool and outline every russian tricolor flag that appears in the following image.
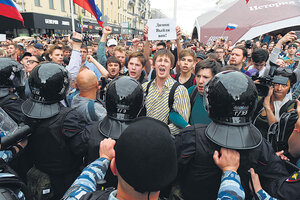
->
[225,23,238,31]
[73,0,103,27]
[0,0,24,26]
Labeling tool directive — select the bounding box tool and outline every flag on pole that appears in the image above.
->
[225,23,238,31]
[0,0,24,26]
[246,0,250,3]
[73,0,103,27]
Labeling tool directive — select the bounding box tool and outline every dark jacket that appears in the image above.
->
[175,124,300,200]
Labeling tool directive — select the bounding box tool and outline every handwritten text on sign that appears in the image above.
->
[148,19,176,41]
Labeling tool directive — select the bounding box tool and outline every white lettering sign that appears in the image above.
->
[249,1,296,11]
[45,19,59,25]
[148,18,176,41]
[62,21,70,26]
[0,34,6,42]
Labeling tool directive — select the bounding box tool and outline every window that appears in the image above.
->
[49,0,54,9]
[34,0,40,6]
[73,4,77,14]
[61,0,65,11]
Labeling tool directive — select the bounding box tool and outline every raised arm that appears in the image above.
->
[66,32,83,84]
[97,27,112,67]
[87,55,109,78]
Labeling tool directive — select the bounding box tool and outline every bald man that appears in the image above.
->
[71,69,106,122]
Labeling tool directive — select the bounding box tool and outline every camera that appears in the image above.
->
[252,61,289,97]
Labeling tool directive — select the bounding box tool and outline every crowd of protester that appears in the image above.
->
[0,25,300,200]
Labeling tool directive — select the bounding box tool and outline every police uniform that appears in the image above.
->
[175,71,300,200]
[84,76,144,188]
[22,63,90,200]
[176,125,300,200]
[0,58,26,124]
[0,93,24,124]
[0,58,30,184]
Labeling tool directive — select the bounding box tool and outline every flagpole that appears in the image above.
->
[70,0,75,32]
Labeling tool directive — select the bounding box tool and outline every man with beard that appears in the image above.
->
[229,45,247,72]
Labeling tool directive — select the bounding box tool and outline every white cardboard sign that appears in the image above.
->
[148,19,176,41]
[0,34,6,42]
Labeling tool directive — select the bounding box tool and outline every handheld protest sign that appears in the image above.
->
[148,19,176,41]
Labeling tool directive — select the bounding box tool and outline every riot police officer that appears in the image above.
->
[0,58,25,124]
[84,76,144,188]
[21,62,89,200]
[175,70,300,200]
[85,76,144,163]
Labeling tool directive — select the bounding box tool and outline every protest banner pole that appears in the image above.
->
[70,0,75,32]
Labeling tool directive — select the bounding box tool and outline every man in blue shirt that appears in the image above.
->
[80,45,102,80]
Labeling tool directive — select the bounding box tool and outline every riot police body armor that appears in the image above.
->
[85,76,144,188]
[0,58,25,124]
[175,71,300,200]
[22,63,88,200]
[85,76,144,163]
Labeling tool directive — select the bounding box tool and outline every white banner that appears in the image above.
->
[148,18,176,41]
[0,34,6,42]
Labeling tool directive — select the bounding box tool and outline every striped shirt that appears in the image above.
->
[142,76,190,135]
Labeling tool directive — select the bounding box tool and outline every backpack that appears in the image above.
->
[140,80,180,117]
[87,99,105,121]
[267,110,298,152]
[189,86,198,110]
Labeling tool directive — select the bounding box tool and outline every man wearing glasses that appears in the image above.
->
[25,55,44,76]
[215,46,226,67]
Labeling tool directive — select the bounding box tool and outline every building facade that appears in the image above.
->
[0,0,151,37]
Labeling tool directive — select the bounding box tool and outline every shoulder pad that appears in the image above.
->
[286,171,300,183]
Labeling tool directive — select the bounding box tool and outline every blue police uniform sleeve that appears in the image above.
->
[217,171,245,200]
[63,157,110,200]
[257,189,278,200]
[0,150,13,162]
[256,140,300,199]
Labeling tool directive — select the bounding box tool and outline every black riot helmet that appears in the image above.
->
[21,62,70,119]
[105,76,144,121]
[0,58,25,97]
[204,70,262,150]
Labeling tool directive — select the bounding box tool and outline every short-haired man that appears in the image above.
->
[169,59,221,127]
[97,26,117,67]
[171,49,196,89]
[113,46,127,74]
[245,48,269,77]
[106,56,121,79]
[229,45,247,72]
[71,69,106,122]
[127,52,147,84]
[215,46,226,67]
[142,49,190,135]
[49,45,64,64]
[80,45,102,80]
[283,43,298,65]
[7,42,18,61]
